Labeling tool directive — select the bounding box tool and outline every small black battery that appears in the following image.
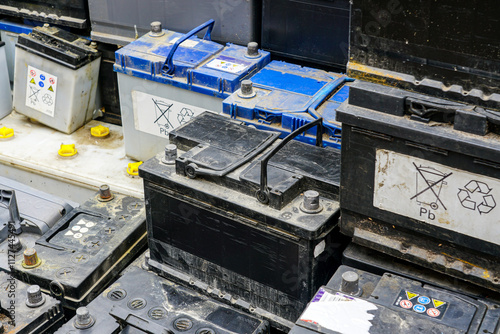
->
[290,265,500,334]
[54,253,270,334]
[337,80,500,292]
[10,187,146,309]
[0,176,77,273]
[0,272,64,333]
[140,113,347,331]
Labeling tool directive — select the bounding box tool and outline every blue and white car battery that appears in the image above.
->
[223,61,351,149]
[114,20,270,161]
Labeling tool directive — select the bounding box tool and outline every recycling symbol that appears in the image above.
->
[457,180,496,215]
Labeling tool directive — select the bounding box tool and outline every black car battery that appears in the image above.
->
[139,112,347,331]
[289,265,500,334]
[0,176,77,273]
[336,80,500,292]
[0,272,64,333]
[54,254,270,334]
[348,0,500,110]
[10,186,147,309]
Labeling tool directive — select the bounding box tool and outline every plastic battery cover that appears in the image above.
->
[0,176,78,273]
[140,113,347,331]
[336,80,500,292]
[223,61,352,149]
[289,265,500,334]
[54,260,270,334]
[114,20,271,99]
[0,272,65,333]
[10,191,146,309]
[348,0,500,110]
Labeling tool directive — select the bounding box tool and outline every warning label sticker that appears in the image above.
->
[169,37,199,48]
[132,91,209,138]
[25,65,57,117]
[206,57,248,74]
[373,150,500,246]
[394,290,447,319]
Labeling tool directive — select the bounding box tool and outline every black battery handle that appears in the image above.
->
[257,118,323,204]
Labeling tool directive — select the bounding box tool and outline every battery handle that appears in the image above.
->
[161,19,215,76]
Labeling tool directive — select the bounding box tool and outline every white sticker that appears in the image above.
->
[80,227,89,233]
[132,91,209,138]
[374,149,500,245]
[72,226,81,231]
[300,289,377,334]
[25,65,57,116]
[86,222,95,228]
[73,233,83,239]
[169,37,199,48]
[65,231,74,236]
[314,240,326,258]
[206,59,247,73]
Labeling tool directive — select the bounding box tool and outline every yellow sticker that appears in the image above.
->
[406,291,419,300]
[433,299,446,308]
[48,85,54,92]
[30,78,36,84]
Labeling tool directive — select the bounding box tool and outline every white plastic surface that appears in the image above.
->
[0,44,12,119]
[0,112,143,204]
[117,72,222,162]
[13,47,100,134]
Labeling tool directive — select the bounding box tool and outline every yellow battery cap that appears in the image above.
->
[58,143,77,157]
[0,126,14,139]
[127,161,143,176]
[90,125,110,137]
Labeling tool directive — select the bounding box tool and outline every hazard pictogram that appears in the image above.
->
[427,308,440,317]
[406,291,418,300]
[412,164,452,210]
[457,180,496,215]
[30,69,36,77]
[432,299,446,308]
[400,300,412,309]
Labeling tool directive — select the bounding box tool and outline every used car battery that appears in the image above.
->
[223,60,352,150]
[53,254,270,334]
[0,0,89,28]
[289,265,500,334]
[0,272,64,333]
[139,112,347,331]
[0,40,12,119]
[114,20,270,162]
[336,80,500,292]
[13,25,101,134]
[88,0,261,46]
[348,0,500,110]
[0,176,77,273]
[9,187,147,309]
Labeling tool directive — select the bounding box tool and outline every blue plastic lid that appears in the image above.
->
[222,60,352,148]
[114,25,270,98]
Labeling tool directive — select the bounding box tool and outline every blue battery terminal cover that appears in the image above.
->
[114,25,270,99]
[222,60,353,149]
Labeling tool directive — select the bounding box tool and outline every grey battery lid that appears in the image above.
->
[0,176,78,240]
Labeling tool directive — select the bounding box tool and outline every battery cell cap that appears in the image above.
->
[90,124,110,137]
[0,126,14,139]
[127,161,143,176]
[58,143,77,157]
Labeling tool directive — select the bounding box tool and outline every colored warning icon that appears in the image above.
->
[30,69,36,77]
[427,308,441,317]
[48,85,54,92]
[30,78,36,85]
[400,300,413,309]
[432,299,446,308]
[49,77,55,85]
[406,291,419,300]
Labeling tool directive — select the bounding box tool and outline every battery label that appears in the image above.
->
[299,288,377,334]
[169,37,199,48]
[25,65,58,117]
[206,57,249,74]
[393,289,447,319]
[373,149,500,246]
[132,91,209,138]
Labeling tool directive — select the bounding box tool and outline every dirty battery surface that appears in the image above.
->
[54,252,269,334]
[223,60,351,149]
[10,189,147,309]
[140,112,346,331]
[0,272,64,333]
[289,265,500,334]
[337,80,500,292]
[0,176,77,273]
